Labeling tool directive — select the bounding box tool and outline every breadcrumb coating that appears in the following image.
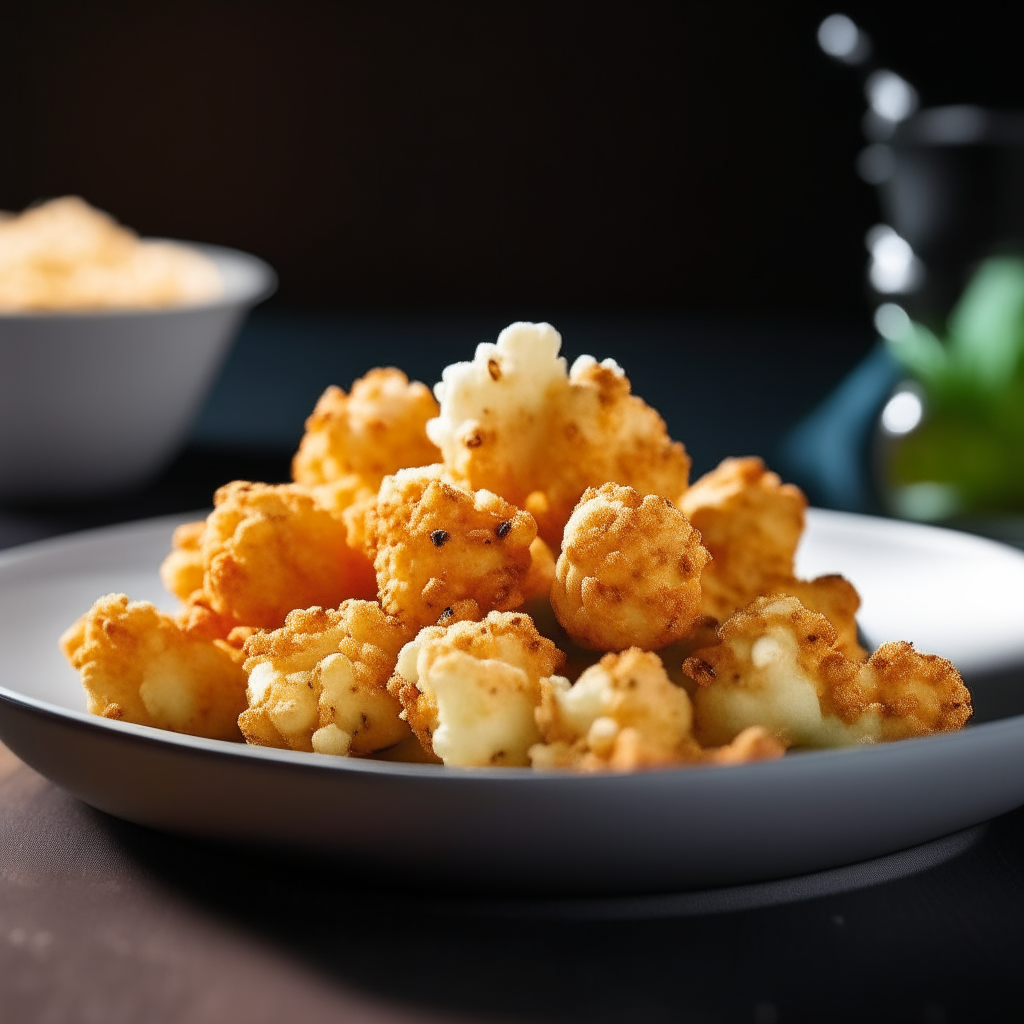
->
[684,595,971,748]
[369,465,537,629]
[197,481,377,631]
[159,520,206,603]
[238,601,411,755]
[679,457,806,622]
[292,369,440,489]
[772,574,866,661]
[388,611,564,765]
[60,593,247,740]
[530,648,784,771]
[551,484,710,651]
[427,322,691,546]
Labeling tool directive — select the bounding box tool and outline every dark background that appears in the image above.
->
[4,1,1024,523]
[4,1,1024,317]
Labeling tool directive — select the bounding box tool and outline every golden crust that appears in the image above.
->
[427,323,691,546]
[387,611,565,765]
[551,483,710,651]
[238,600,412,755]
[772,574,866,661]
[679,457,806,622]
[59,593,247,740]
[521,537,557,603]
[292,369,440,489]
[196,480,377,631]
[683,595,971,748]
[305,475,380,557]
[530,648,784,772]
[159,520,206,604]
[369,465,537,630]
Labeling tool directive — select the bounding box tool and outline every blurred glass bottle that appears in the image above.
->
[820,14,1024,527]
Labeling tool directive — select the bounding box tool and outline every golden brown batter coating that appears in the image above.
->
[238,601,411,755]
[60,593,247,740]
[530,648,784,771]
[159,520,206,604]
[679,456,806,621]
[369,465,536,630]
[197,481,377,631]
[388,611,564,765]
[772,574,865,661]
[427,322,691,546]
[683,595,971,748]
[521,537,557,603]
[292,368,440,489]
[551,483,710,651]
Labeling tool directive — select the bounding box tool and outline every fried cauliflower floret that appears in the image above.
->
[197,481,377,631]
[679,457,807,622]
[159,520,206,603]
[427,322,691,546]
[238,601,411,755]
[551,484,711,651]
[59,593,247,740]
[530,648,784,771]
[292,369,440,489]
[369,465,537,629]
[387,611,564,765]
[684,595,971,749]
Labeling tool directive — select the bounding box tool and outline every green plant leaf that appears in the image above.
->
[947,256,1024,390]
[885,322,947,388]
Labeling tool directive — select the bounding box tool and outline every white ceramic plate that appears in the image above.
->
[1,510,1023,895]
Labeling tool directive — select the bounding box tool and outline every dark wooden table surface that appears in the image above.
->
[1,310,1020,1023]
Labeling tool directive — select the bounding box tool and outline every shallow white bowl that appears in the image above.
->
[0,243,276,501]
[0,509,1023,894]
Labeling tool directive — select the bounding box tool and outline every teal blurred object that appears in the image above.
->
[778,345,900,513]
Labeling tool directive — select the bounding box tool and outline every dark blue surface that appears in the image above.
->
[191,307,875,484]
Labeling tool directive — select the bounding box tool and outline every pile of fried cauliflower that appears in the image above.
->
[61,322,972,771]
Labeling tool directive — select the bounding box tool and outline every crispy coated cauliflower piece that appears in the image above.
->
[369,465,537,629]
[684,595,971,748]
[194,481,377,631]
[679,457,807,622]
[292,369,440,489]
[551,483,711,651]
[387,611,565,765]
[59,593,247,740]
[427,322,691,546]
[159,520,206,603]
[530,648,783,771]
[238,601,411,755]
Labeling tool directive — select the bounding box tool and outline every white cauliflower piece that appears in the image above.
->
[530,648,782,771]
[684,595,972,748]
[387,611,565,766]
[239,601,411,755]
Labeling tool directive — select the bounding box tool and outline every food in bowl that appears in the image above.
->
[60,322,972,771]
[0,196,223,311]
